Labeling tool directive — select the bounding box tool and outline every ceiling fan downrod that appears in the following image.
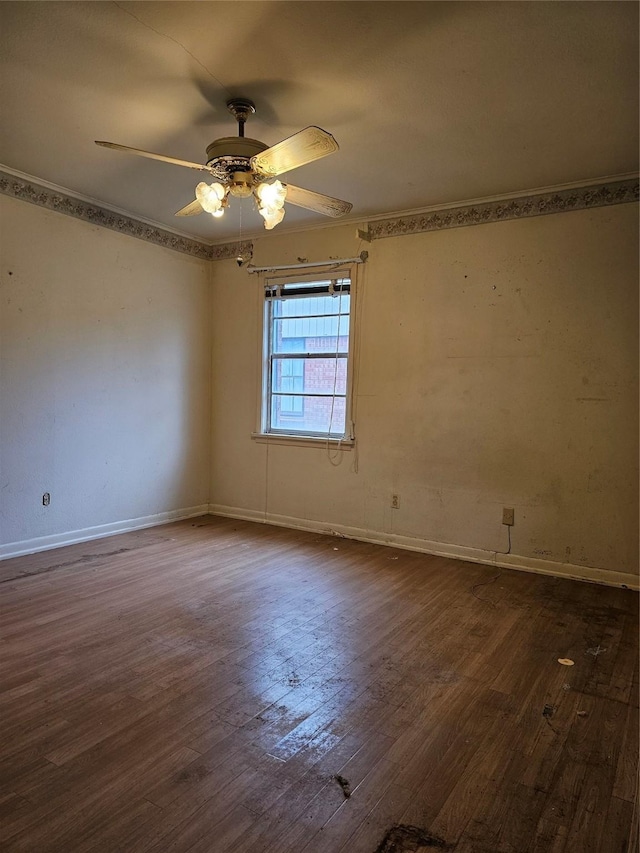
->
[226,97,256,139]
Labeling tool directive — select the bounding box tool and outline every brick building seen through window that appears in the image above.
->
[265,282,352,437]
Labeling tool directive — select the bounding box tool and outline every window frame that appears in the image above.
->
[255,265,357,444]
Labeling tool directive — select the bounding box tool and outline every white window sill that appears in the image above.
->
[251,432,355,450]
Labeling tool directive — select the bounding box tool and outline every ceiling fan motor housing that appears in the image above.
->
[205,136,269,181]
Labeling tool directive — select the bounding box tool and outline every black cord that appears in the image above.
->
[470,570,502,608]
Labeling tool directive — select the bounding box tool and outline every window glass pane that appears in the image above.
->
[273,315,350,352]
[272,293,350,319]
[273,358,305,396]
[278,337,306,353]
[271,394,346,435]
[280,395,304,415]
[272,357,348,395]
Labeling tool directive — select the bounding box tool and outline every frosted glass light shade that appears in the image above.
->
[195,182,226,214]
[256,180,287,210]
[260,207,285,230]
[256,180,287,229]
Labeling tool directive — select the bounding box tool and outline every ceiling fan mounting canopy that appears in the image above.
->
[226,97,256,127]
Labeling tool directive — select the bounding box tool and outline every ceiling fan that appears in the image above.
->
[95,98,352,230]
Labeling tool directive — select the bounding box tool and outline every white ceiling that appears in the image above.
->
[1,1,637,243]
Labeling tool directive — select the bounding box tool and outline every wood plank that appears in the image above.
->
[0,515,636,852]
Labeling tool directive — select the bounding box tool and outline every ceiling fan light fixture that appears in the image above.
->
[255,180,287,229]
[211,194,230,218]
[229,172,254,198]
[260,206,285,230]
[256,180,287,209]
[195,181,226,214]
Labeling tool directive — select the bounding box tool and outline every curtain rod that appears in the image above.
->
[246,251,368,274]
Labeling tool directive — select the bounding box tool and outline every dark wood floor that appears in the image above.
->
[0,516,637,853]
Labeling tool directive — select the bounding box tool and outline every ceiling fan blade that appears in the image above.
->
[95,141,212,173]
[284,184,352,218]
[175,199,204,217]
[250,127,339,177]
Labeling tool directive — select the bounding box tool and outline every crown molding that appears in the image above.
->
[1,166,637,260]
[0,167,218,260]
[215,171,640,244]
[0,165,205,239]
[366,177,639,241]
[208,240,254,262]
[0,166,255,263]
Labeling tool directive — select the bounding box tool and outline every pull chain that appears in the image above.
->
[236,197,246,266]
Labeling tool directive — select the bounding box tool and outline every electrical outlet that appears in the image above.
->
[391,494,400,509]
[502,506,514,526]
[42,492,51,507]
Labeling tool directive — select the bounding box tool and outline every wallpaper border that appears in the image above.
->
[367,178,639,240]
[1,168,637,259]
[0,170,217,259]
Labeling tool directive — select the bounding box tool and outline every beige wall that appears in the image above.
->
[2,194,637,583]
[0,197,211,553]
[210,204,639,582]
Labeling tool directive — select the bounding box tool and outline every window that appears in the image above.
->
[260,272,354,439]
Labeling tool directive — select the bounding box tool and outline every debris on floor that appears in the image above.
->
[586,645,607,656]
[557,658,575,666]
[577,710,588,717]
[542,703,560,734]
[333,774,352,798]
[374,824,453,851]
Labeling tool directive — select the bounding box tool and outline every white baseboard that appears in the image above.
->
[4,502,636,591]
[208,504,639,591]
[0,505,210,561]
